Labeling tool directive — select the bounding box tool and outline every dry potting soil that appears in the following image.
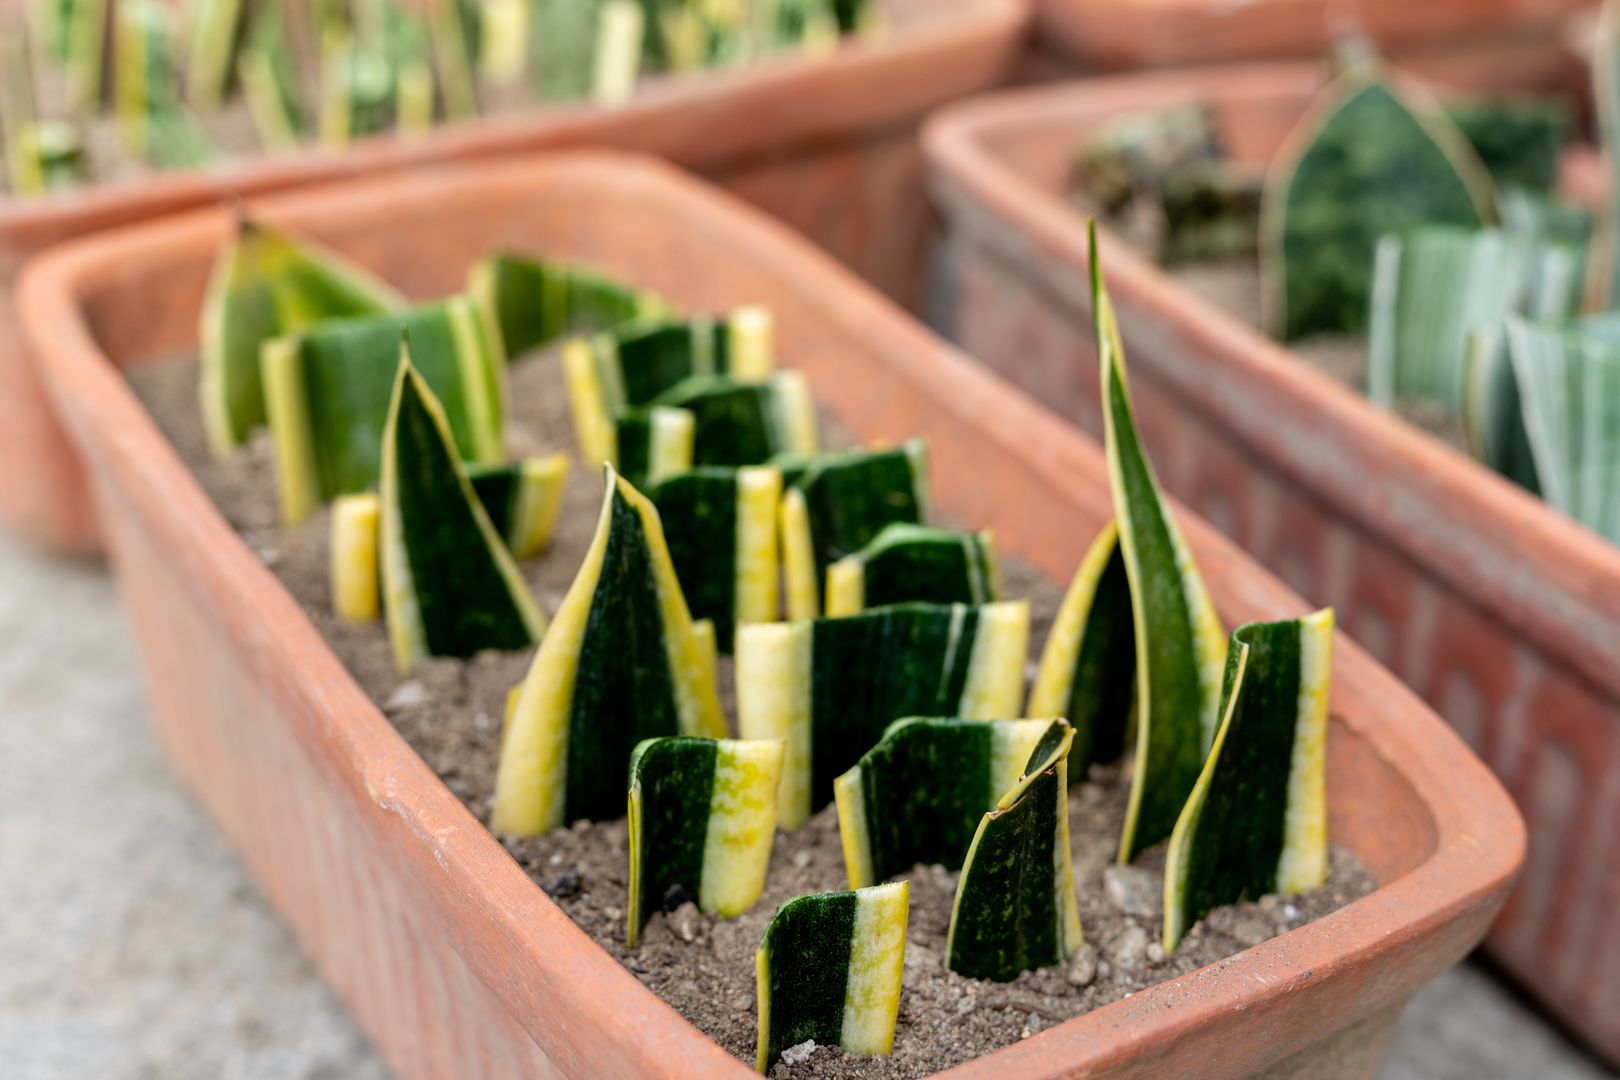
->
[130,343,1375,1079]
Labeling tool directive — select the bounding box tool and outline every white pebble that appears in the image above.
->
[781,1040,817,1066]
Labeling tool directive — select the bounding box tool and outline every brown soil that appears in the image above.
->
[127,345,1375,1078]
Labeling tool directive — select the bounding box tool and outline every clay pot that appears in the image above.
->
[923,61,1620,1064]
[18,151,1521,1078]
[1032,0,1594,74]
[0,0,1024,555]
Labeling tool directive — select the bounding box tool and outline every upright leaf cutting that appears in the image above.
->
[946,722,1083,981]
[261,295,504,523]
[379,356,545,674]
[1090,223,1226,862]
[1261,66,1494,340]
[492,466,725,835]
[650,372,818,467]
[755,882,908,1073]
[1462,326,1541,495]
[824,523,998,617]
[1591,0,1620,310]
[628,736,784,947]
[1027,519,1136,778]
[1163,610,1334,951]
[737,600,1028,829]
[468,252,668,362]
[199,216,404,454]
[834,717,1067,889]
[464,453,571,559]
[778,440,930,619]
[651,466,782,649]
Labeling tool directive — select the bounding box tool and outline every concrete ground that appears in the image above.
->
[0,529,1610,1080]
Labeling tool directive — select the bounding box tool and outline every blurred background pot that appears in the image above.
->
[924,60,1620,1064]
[0,0,1024,554]
[19,151,1520,1079]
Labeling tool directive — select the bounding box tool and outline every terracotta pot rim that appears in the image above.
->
[17,150,1525,1076]
[0,0,1026,237]
[922,59,1620,710]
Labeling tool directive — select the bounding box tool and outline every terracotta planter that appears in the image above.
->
[1032,0,1594,74]
[0,0,1025,555]
[924,62,1620,1063]
[19,151,1520,1079]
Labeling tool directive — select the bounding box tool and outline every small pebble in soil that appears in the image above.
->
[542,871,582,899]
[671,902,702,944]
[1103,864,1162,917]
[383,679,428,713]
[781,1041,818,1066]
[1065,944,1099,987]
[1108,925,1150,974]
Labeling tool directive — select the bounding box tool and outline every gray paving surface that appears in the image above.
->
[0,529,1609,1079]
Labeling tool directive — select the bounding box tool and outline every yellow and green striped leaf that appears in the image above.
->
[824,523,997,617]
[628,736,784,946]
[491,466,724,835]
[755,881,908,1073]
[1163,609,1333,952]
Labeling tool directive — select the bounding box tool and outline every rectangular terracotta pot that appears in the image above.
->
[18,151,1521,1079]
[0,0,1025,555]
[923,61,1620,1064]
[1031,0,1593,73]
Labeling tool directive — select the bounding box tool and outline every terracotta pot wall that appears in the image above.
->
[0,0,1026,554]
[924,62,1620,1063]
[18,153,1522,1079]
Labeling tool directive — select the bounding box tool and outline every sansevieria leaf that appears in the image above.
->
[1261,65,1493,340]
[834,717,1067,889]
[261,295,504,524]
[562,308,775,456]
[379,356,546,674]
[627,736,784,946]
[468,251,667,362]
[1027,519,1136,779]
[1590,0,1620,309]
[824,523,998,617]
[651,466,782,649]
[200,217,404,456]
[651,373,818,468]
[737,600,1028,829]
[604,404,692,492]
[492,466,725,835]
[1501,315,1620,541]
[778,440,930,619]
[755,882,908,1073]
[946,722,1083,981]
[464,454,571,560]
[1461,325,1541,495]
[1163,610,1333,951]
[1091,223,1226,862]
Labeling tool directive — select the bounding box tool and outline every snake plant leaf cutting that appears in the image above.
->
[379,357,546,674]
[606,405,695,491]
[1163,610,1334,952]
[1091,223,1226,862]
[778,440,930,619]
[464,453,571,559]
[755,881,908,1074]
[237,5,306,151]
[627,736,785,947]
[1261,65,1494,340]
[261,295,504,524]
[562,308,775,456]
[37,0,109,111]
[737,600,1028,829]
[330,492,382,623]
[650,466,782,649]
[1027,519,1136,779]
[1366,227,1525,412]
[468,252,668,362]
[185,0,248,109]
[1497,315,1620,542]
[1462,327,1541,495]
[199,216,404,454]
[492,465,725,835]
[945,722,1083,982]
[1444,97,1569,198]
[1592,0,1620,309]
[649,372,819,468]
[823,523,998,617]
[834,717,1068,889]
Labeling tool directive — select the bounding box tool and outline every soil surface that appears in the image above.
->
[128,343,1375,1078]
